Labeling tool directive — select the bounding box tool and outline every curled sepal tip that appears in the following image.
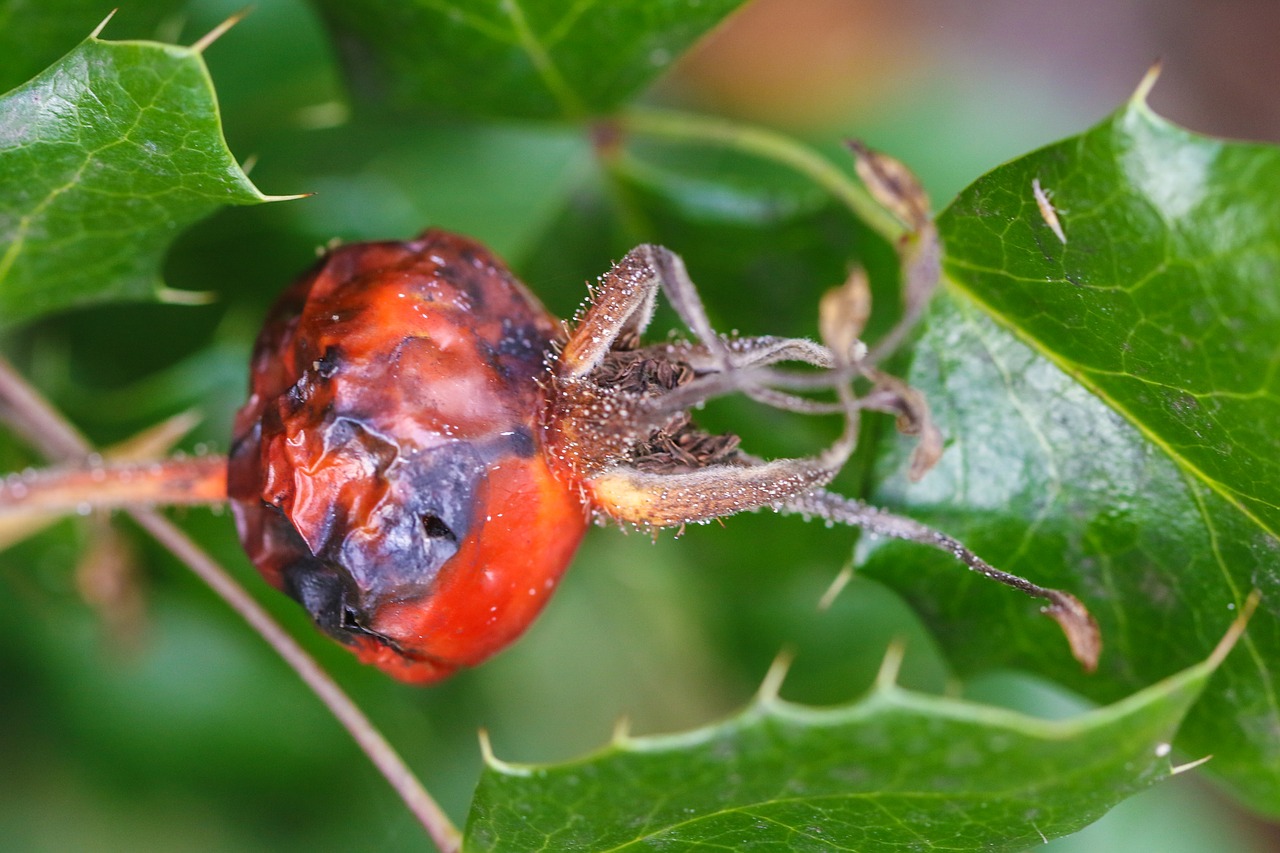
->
[1041,590,1102,673]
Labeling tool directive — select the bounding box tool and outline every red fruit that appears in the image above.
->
[227,230,588,683]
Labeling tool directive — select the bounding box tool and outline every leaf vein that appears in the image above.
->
[943,274,1280,539]
[500,0,585,117]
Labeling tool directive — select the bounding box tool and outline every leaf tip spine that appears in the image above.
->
[261,192,315,204]
[155,286,218,306]
[477,729,531,777]
[755,646,795,705]
[477,727,495,762]
[1169,754,1214,776]
[816,561,854,612]
[191,7,251,55]
[1131,61,1162,108]
[1206,588,1261,670]
[610,716,632,746]
[874,639,907,691]
[89,9,118,40]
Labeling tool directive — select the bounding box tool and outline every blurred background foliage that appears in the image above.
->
[2,0,1279,849]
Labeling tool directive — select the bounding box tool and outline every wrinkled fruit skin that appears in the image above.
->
[228,230,588,683]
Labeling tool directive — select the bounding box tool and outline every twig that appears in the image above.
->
[0,456,228,515]
[0,358,89,458]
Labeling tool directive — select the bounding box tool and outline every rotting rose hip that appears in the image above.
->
[227,231,588,683]
[0,228,1100,683]
[225,229,1100,682]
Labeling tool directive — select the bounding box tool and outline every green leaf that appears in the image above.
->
[0,32,280,329]
[862,87,1280,814]
[310,0,747,119]
[465,623,1238,851]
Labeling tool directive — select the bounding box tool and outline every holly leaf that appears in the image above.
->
[310,0,747,119]
[0,27,285,329]
[465,617,1241,851]
[861,81,1280,814]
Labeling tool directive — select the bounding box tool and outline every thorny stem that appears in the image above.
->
[0,357,461,853]
[615,106,907,246]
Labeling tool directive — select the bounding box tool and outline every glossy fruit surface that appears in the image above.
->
[228,230,588,683]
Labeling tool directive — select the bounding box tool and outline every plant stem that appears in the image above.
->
[0,356,461,853]
[616,106,907,245]
[0,456,229,514]
[0,357,89,459]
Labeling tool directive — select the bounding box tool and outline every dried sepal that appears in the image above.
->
[842,142,943,365]
[901,223,942,316]
[906,423,945,483]
[1041,591,1102,674]
[866,220,942,365]
[784,489,1102,672]
[848,140,931,232]
[552,244,868,532]
[819,267,872,363]
[858,367,944,481]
